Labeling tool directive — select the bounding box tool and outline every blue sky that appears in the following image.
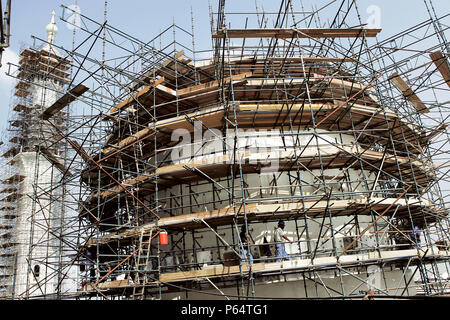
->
[0,0,449,136]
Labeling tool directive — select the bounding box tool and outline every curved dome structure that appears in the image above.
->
[78,18,448,299]
[2,0,448,301]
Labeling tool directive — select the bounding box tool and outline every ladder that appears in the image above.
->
[132,228,155,300]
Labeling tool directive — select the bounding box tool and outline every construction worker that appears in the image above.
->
[86,250,95,282]
[107,262,117,281]
[413,226,421,247]
[274,220,292,262]
[363,290,375,300]
[409,226,421,248]
[240,224,254,265]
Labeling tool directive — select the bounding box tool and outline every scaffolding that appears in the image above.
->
[0,0,11,67]
[0,0,449,300]
[0,15,73,298]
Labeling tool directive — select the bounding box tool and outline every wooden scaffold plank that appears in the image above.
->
[132,50,185,90]
[212,28,382,39]
[388,72,429,113]
[110,77,165,114]
[42,83,89,120]
[430,51,450,88]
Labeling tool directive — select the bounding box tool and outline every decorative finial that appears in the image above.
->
[46,10,58,45]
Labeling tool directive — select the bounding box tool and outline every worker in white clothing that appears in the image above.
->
[274,220,292,262]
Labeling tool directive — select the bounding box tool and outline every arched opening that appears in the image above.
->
[33,265,40,279]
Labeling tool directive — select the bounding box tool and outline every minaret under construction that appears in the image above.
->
[0,11,73,298]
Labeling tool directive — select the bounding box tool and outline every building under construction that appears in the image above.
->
[0,0,449,300]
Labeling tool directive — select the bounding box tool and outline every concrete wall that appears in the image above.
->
[158,128,380,216]
[161,268,416,300]
[12,153,61,297]
[146,127,408,298]
[9,68,77,298]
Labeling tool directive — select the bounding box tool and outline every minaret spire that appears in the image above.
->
[46,10,58,45]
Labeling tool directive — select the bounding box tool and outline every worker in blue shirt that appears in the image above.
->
[411,226,421,248]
